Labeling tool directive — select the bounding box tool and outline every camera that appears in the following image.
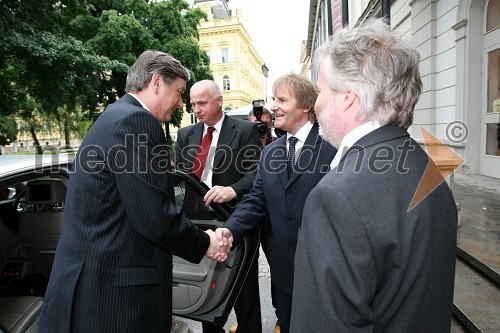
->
[252,99,272,141]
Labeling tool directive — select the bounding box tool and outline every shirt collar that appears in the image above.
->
[287,121,314,143]
[128,93,150,112]
[330,120,382,169]
[204,113,225,134]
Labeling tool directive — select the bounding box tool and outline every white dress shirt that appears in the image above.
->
[330,120,382,170]
[128,93,150,112]
[286,121,314,158]
[201,114,225,188]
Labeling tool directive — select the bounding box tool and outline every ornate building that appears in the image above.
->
[175,0,269,131]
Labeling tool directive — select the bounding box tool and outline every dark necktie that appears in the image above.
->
[287,136,298,177]
[192,126,215,179]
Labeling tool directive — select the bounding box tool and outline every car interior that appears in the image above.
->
[0,172,68,333]
[0,168,258,332]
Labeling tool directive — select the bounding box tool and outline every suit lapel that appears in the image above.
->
[266,136,288,189]
[339,125,410,168]
[277,144,289,189]
[213,116,237,168]
[120,93,144,109]
[287,123,321,186]
[185,123,204,166]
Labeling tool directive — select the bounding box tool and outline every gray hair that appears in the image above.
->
[313,19,422,128]
[272,74,318,122]
[191,80,222,99]
[126,50,190,93]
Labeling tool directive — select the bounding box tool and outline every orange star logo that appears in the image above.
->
[408,125,464,211]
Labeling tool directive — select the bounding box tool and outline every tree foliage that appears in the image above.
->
[0,0,212,150]
[0,116,17,149]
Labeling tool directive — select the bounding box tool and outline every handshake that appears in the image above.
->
[204,228,233,262]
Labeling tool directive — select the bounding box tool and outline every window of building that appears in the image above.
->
[487,49,500,114]
[485,48,500,157]
[190,112,198,124]
[223,75,231,91]
[486,0,500,32]
[221,48,229,63]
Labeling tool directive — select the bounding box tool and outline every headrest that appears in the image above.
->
[25,179,67,204]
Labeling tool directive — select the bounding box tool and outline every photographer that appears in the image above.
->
[248,99,274,147]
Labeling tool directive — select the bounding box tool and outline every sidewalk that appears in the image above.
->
[454,173,500,275]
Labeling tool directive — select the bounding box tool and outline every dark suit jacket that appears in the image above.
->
[224,123,337,294]
[290,126,457,332]
[38,94,210,333]
[175,116,262,209]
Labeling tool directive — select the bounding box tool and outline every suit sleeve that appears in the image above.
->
[290,182,376,332]
[108,111,209,263]
[224,157,268,244]
[229,122,262,198]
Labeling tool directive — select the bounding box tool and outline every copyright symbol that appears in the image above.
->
[446,121,468,143]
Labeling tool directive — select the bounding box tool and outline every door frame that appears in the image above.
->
[480,25,500,178]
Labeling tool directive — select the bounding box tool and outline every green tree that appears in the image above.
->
[146,0,212,139]
[0,116,17,154]
[0,0,126,148]
[0,0,213,150]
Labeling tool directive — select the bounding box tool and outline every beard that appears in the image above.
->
[318,122,334,146]
[317,101,342,148]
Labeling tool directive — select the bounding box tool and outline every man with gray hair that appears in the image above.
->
[290,19,457,332]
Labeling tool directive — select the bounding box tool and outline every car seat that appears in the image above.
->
[18,179,67,280]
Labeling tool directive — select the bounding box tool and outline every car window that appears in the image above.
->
[173,172,228,222]
[170,171,259,326]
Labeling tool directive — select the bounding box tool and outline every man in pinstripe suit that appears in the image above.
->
[38,50,229,333]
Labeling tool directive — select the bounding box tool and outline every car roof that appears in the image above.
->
[225,104,273,120]
[0,154,74,179]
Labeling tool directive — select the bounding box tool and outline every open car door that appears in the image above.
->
[171,170,260,328]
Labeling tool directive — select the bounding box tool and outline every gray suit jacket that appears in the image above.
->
[39,94,210,333]
[224,123,337,294]
[290,125,457,332]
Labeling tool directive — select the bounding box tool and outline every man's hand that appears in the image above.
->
[204,185,237,206]
[205,229,232,262]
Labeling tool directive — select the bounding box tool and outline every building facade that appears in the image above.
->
[170,0,269,135]
[305,0,500,179]
[190,1,267,112]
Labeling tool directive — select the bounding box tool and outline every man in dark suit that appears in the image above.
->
[175,80,262,333]
[213,74,337,333]
[38,50,229,333]
[227,107,278,333]
[290,19,457,332]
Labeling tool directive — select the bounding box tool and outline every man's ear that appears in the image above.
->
[152,73,162,92]
[342,91,357,112]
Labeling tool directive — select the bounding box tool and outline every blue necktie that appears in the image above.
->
[287,136,298,177]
